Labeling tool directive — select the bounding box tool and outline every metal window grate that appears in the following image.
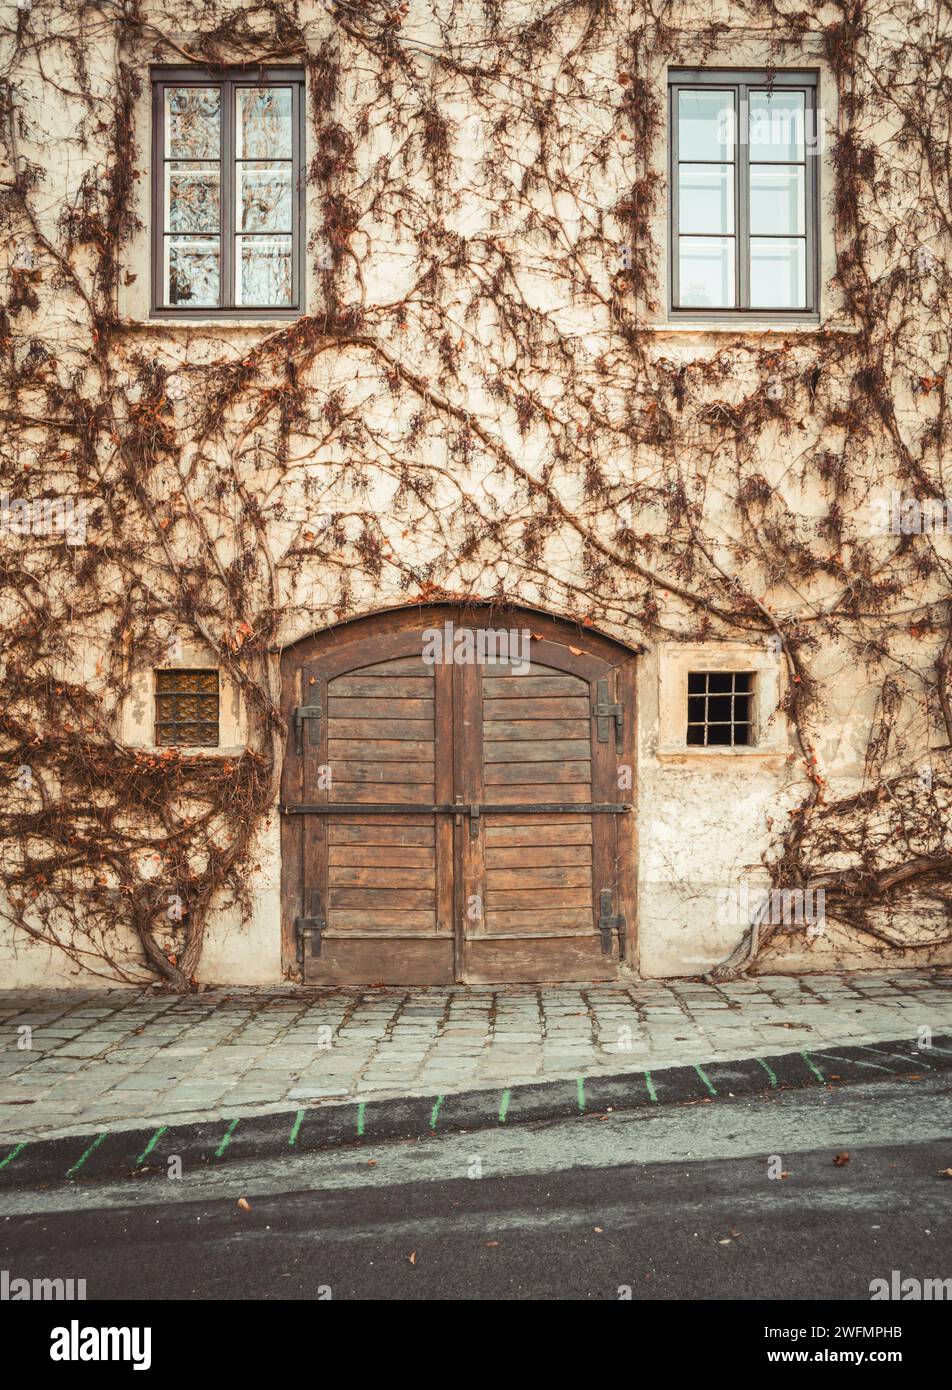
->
[155,669,219,747]
[686,671,754,746]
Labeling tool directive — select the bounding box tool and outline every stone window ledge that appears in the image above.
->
[654,744,793,768]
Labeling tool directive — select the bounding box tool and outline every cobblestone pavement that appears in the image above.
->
[2,967,951,1141]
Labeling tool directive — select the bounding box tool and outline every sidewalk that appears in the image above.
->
[2,967,951,1142]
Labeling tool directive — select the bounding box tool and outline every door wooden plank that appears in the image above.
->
[483,718,588,741]
[485,845,591,867]
[483,784,592,804]
[328,783,436,803]
[481,697,590,720]
[483,739,590,762]
[329,718,433,740]
[329,845,436,867]
[484,761,591,786]
[483,888,591,909]
[486,866,593,889]
[355,657,432,675]
[327,819,434,841]
[331,910,437,929]
[330,761,435,785]
[303,939,453,985]
[463,938,616,984]
[330,866,435,889]
[327,697,435,718]
[483,675,587,697]
[329,676,433,697]
[486,907,593,928]
[484,822,592,844]
[329,738,434,762]
[329,887,436,908]
[483,817,591,838]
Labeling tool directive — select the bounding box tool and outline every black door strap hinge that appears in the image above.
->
[294,702,322,754]
[594,680,624,753]
[598,888,627,956]
[295,889,325,961]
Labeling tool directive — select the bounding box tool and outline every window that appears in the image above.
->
[669,69,818,318]
[155,670,219,747]
[151,67,304,317]
[686,671,754,746]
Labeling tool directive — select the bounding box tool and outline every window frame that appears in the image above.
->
[154,668,220,748]
[686,670,756,747]
[150,65,306,320]
[668,67,820,323]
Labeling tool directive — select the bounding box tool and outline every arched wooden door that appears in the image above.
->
[280,607,637,984]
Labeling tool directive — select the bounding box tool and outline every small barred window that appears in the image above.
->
[687,671,754,746]
[155,669,219,747]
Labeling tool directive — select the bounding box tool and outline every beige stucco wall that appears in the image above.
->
[1,0,950,986]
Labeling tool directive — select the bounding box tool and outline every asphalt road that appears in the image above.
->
[2,1074,951,1301]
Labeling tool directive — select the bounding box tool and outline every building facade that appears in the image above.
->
[1,0,950,988]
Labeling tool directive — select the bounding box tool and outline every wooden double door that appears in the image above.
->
[280,607,636,984]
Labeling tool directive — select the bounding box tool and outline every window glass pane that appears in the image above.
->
[678,89,735,161]
[165,236,220,306]
[750,237,806,308]
[750,243,800,311]
[236,234,292,305]
[678,236,735,308]
[750,165,804,235]
[238,163,293,232]
[748,91,806,162]
[236,88,293,158]
[678,164,734,234]
[165,87,221,158]
[165,162,220,233]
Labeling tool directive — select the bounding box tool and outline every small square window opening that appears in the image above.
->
[686,670,754,746]
[155,669,219,747]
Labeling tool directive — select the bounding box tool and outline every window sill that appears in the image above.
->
[116,318,305,333]
[640,321,858,338]
[655,744,792,767]
[133,745,246,757]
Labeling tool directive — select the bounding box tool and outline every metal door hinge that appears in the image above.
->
[295,889,325,961]
[294,702,322,754]
[598,888,627,956]
[594,680,624,753]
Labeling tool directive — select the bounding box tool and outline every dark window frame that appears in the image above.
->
[151,65,305,320]
[668,68,820,323]
[686,670,756,747]
[154,668,220,747]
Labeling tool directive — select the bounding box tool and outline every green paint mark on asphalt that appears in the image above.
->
[755,1058,778,1088]
[66,1131,107,1179]
[577,1077,586,1112]
[357,1102,365,1137]
[429,1095,445,1130]
[498,1089,510,1123]
[694,1063,717,1096]
[801,1051,825,1083]
[136,1126,167,1165]
[215,1118,239,1158]
[644,1071,657,1102]
[289,1110,304,1147]
[0,1142,26,1171]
